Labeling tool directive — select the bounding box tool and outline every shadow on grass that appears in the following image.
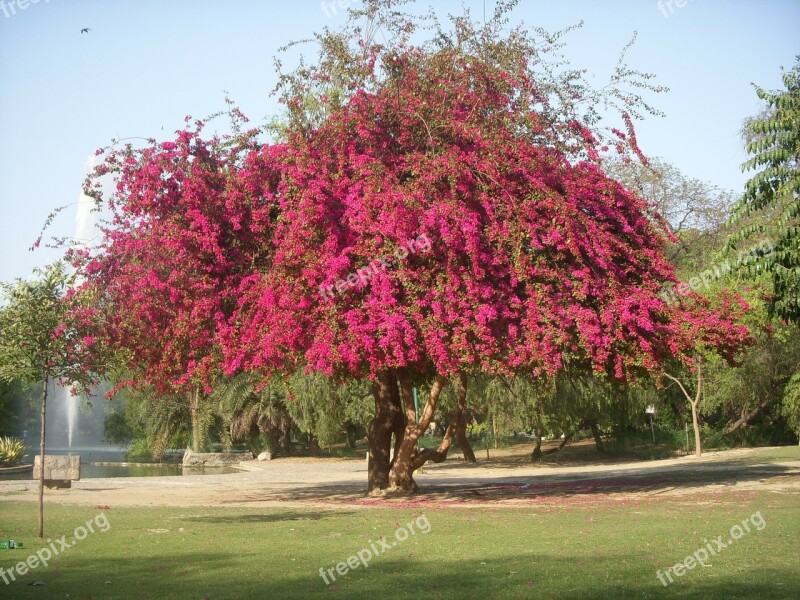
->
[2,549,797,599]
[182,510,352,524]
[420,460,800,501]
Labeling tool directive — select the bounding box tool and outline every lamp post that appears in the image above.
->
[645,405,656,443]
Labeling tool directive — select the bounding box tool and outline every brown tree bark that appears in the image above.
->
[37,376,47,538]
[456,410,477,462]
[367,370,403,494]
[189,387,201,452]
[690,397,702,456]
[665,364,703,457]
[387,371,448,493]
[690,368,703,457]
[280,411,293,453]
[389,373,405,468]
[723,396,773,434]
[531,435,542,460]
[586,419,605,453]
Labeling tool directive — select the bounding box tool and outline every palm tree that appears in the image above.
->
[214,374,294,455]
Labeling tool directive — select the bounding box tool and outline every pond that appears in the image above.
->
[0,447,240,480]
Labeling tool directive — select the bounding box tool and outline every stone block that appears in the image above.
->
[33,455,80,481]
[182,449,252,467]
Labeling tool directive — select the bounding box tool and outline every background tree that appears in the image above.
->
[603,157,735,264]
[729,57,800,323]
[0,380,39,438]
[214,373,294,456]
[609,150,798,448]
[781,371,800,442]
[703,284,800,439]
[0,263,100,537]
[282,371,373,452]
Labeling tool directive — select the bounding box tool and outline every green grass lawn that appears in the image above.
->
[1,487,798,599]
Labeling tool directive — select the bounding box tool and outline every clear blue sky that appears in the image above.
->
[1,0,798,284]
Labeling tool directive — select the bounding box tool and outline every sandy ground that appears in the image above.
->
[1,445,798,510]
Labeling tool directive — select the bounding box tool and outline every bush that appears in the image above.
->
[0,436,26,466]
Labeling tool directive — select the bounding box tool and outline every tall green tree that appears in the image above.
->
[0,263,99,537]
[782,371,800,442]
[729,58,800,323]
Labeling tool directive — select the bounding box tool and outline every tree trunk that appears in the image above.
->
[456,410,477,462]
[38,376,47,538]
[280,413,292,453]
[531,434,542,460]
[691,365,703,457]
[691,398,702,457]
[367,370,400,494]
[189,387,201,452]
[345,422,357,449]
[531,404,543,460]
[587,419,605,453]
[389,375,405,469]
[664,364,703,457]
[387,371,448,493]
[723,396,772,434]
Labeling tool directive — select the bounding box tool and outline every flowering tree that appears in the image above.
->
[220,3,702,493]
[76,110,276,451]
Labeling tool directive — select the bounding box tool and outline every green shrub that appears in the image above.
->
[0,436,26,466]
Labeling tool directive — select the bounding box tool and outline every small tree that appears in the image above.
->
[662,292,752,457]
[0,263,99,537]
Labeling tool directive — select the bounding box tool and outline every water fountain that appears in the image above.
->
[66,389,78,448]
[66,159,97,450]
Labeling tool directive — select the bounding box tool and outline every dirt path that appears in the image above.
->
[1,446,798,510]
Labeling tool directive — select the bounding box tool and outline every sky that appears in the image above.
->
[0,0,798,284]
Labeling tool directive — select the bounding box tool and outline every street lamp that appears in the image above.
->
[645,405,656,443]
